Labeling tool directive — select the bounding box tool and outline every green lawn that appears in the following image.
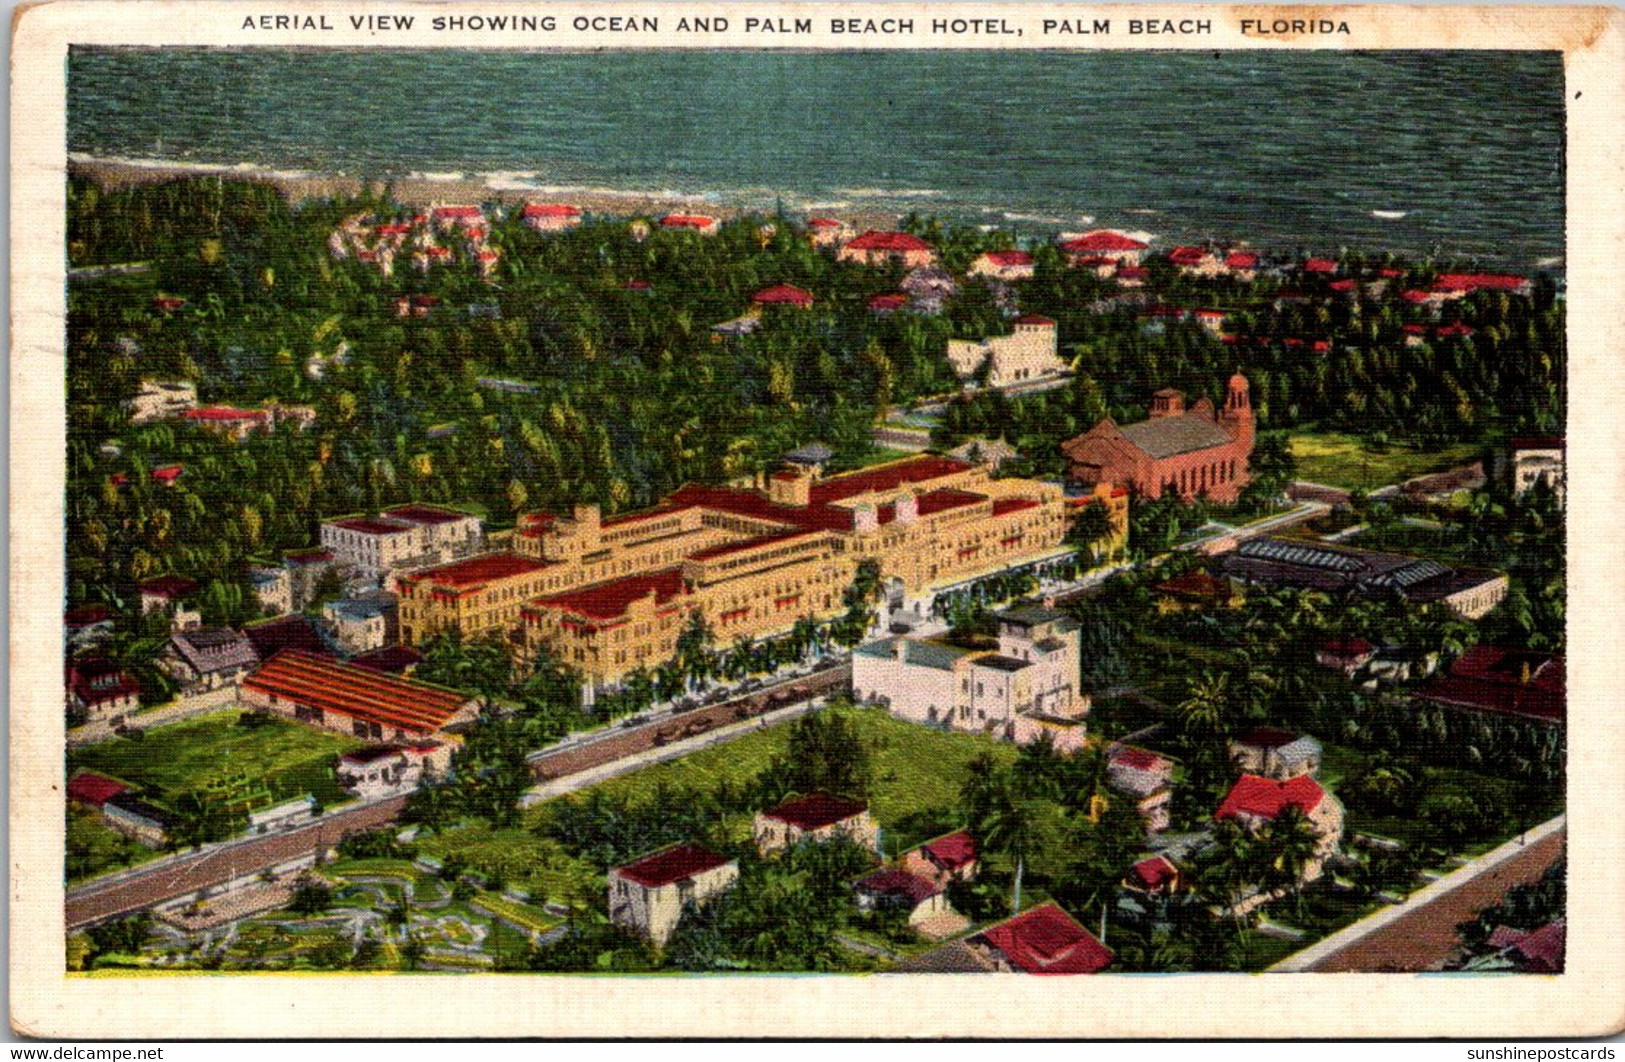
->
[1289,432,1483,491]
[68,708,360,808]
[565,705,1019,851]
[415,823,600,906]
[66,806,166,884]
[1342,523,1475,564]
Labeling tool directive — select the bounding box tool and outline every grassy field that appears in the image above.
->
[415,823,600,906]
[1289,432,1483,491]
[1343,523,1475,564]
[68,708,360,807]
[564,706,1020,852]
[67,805,166,883]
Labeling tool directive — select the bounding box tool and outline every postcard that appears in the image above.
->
[11,0,1625,1040]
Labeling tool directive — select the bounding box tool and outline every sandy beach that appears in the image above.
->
[68,155,903,230]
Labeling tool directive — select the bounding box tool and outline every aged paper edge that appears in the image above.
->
[10,2,1625,1040]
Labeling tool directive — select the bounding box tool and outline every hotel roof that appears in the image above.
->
[533,567,689,622]
[244,649,471,736]
[845,230,934,252]
[329,516,416,536]
[1060,231,1148,253]
[404,552,552,589]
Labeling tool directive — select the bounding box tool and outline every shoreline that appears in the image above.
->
[67,155,906,230]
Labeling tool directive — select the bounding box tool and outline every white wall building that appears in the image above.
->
[945,316,1068,390]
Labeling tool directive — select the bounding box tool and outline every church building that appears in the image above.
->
[1060,375,1255,503]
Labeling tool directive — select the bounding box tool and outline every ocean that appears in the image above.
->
[67,48,1565,266]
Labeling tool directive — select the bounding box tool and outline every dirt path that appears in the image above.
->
[1299,828,1565,972]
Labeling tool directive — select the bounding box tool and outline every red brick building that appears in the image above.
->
[1060,374,1255,503]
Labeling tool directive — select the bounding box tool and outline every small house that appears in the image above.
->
[754,792,879,857]
[609,844,739,946]
[1229,727,1323,780]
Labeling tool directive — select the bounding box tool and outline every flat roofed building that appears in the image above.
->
[242,649,478,743]
[609,844,738,946]
[853,604,1086,751]
[946,316,1066,390]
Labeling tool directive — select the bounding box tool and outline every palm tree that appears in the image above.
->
[975,784,1048,916]
[1176,672,1231,744]
[1260,805,1325,916]
[1196,820,1261,924]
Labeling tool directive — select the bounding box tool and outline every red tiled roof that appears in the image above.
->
[139,575,199,599]
[1116,266,1150,280]
[185,407,269,422]
[1403,324,1429,335]
[1509,919,1565,972]
[1193,308,1226,320]
[1329,279,1358,292]
[1303,258,1339,273]
[331,516,414,536]
[762,792,868,831]
[857,868,942,905]
[1014,314,1055,326]
[68,772,130,808]
[661,214,716,229]
[688,530,816,563]
[1130,855,1179,891]
[807,216,844,229]
[65,605,113,628]
[846,230,934,253]
[615,844,733,888]
[1226,252,1259,269]
[1413,646,1564,722]
[981,250,1034,267]
[404,552,552,589]
[533,567,689,622]
[285,548,335,565]
[1379,268,1405,278]
[68,659,141,705]
[153,296,187,310]
[244,649,470,736]
[151,465,185,483]
[1235,726,1302,750]
[1110,745,1169,772]
[991,497,1040,518]
[868,293,908,311]
[976,902,1113,974]
[375,223,412,235]
[522,203,581,218]
[1215,774,1326,822]
[914,488,986,519]
[752,284,814,307]
[243,615,332,661]
[1512,436,1564,451]
[1060,231,1148,253]
[383,504,471,526]
[1436,323,1477,338]
[1169,246,1208,266]
[1401,289,1434,304]
[432,205,483,219]
[919,830,976,872]
[1319,637,1375,657]
[1433,273,1529,293]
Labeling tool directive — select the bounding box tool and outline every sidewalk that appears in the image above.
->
[1269,815,1566,972]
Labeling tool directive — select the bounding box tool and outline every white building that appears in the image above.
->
[608,844,739,947]
[337,745,439,800]
[1509,437,1565,506]
[852,605,1087,752]
[945,316,1068,390]
[251,566,293,616]
[323,596,394,655]
[127,380,198,425]
[247,795,317,835]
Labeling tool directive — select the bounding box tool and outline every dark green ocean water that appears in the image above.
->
[68,48,1565,266]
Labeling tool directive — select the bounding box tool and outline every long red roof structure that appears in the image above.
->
[614,844,732,888]
[244,649,471,736]
[976,902,1113,974]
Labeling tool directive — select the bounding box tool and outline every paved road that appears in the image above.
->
[65,796,409,930]
[1285,826,1566,972]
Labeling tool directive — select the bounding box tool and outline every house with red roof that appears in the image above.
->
[853,867,961,935]
[67,771,130,810]
[1169,245,1222,276]
[660,213,719,236]
[1224,251,1260,280]
[754,792,879,856]
[150,464,186,487]
[806,216,851,247]
[867,292,909,315]
[1432,273,1532,298]
[969,902,1114,974]
[1155,569,1243,613]
[66,658,141,724]
[1316,637,1376,676]
[945,316,1066,390]
[138,575,201,629]
[751,283,815,309]
[968,249,1035,281]
[1059,230,1149,267]
[243,649,479,743]
[521,202,583,231]
[1215,773,1344,885]
[1411,645,1564,726]
[901,830,979,888]
[431,204,486,231]
[1115,264,1150,288]
[1486,919,1565,973]
[839,230,937,269]
[1122,854,1185,898]
[1303,257,1340,275]
[397,552,562,646]
[609,844,739,946]
[322,504,484,584]
[1106,744,1176,833]
[125,378,198,425]
[65,605,115,651]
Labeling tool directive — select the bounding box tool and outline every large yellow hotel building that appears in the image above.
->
[397,454,1126,691]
